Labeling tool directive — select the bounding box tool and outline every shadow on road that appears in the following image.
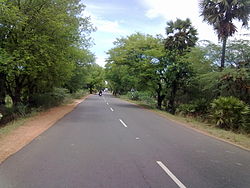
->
[114,103,139,109]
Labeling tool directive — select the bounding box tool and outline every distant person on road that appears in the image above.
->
[98,90,102,96]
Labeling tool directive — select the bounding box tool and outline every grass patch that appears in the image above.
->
[119,95,250,150]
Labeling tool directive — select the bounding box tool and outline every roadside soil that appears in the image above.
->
[0,96,89,164]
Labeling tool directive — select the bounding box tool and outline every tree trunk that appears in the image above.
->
[89,86,93,94]
[11,88,22,106]
[220,37,227,69]
[0,74,6,105]
[157,94,165,110]
[156,83,165,109]
[168,81,177,114]
[0,93,6,105]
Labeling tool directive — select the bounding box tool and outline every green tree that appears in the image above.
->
[105,62,136,95]
[65,49,95,93]
[226,39,250,68]
[199,0,250,69]
[0,0,95,105]
[164,18,198,114]
[106,33,167,109]
[165,18,198,55]
[85,63,105,94]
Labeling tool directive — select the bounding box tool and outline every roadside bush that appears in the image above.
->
[137,91,155,105]
[0,104,28,125]
[127,91,155,105]
[14,103,29,116]
[71,89,88,99]
[176,103,196,116]
[0,88,83,126]
[176,99,209,116]
[241,107,250,133]
[30,88,70,109]
[211,96,249,131]
[127,91,139,100]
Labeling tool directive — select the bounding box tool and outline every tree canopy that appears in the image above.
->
[0,0,98,105]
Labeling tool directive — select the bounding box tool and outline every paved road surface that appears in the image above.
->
[0,93,250,188]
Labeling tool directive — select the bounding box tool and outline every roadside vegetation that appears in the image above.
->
[105,0,250,138]
[0,0,105,126]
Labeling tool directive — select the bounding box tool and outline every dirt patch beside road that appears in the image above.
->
[0,96,89,164]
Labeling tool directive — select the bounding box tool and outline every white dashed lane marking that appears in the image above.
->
[119,119,128,128]
[157,161,186,188]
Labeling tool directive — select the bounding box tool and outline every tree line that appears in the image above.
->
[0,0,104,123]
[105,0,250,133]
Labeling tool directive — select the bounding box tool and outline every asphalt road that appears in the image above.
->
[0,93,250,188]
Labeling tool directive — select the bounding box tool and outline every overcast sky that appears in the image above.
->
[83,0,249,67]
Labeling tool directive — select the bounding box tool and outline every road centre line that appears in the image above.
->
[156,161,186,188]
[119,119,128,128]
[107,102,109,105]
[110,107,114,112]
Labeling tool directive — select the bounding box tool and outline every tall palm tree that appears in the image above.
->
[165,18,198,55]
[199,0,250,68]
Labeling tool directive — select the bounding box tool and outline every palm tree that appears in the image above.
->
[164,18,198,114]
[165,18,198,55]
[199,0,250,69]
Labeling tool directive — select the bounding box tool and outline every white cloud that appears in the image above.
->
[84,8,127,34]
[84,5,129,35]
[142,0,198,20]
[83,3,133,67]
[95,56,107,67]
[140,0,249,42]
[140,0,218,42]
[95,19,126,33]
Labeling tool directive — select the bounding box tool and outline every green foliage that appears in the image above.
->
[14,103,29,117]
[85,63,105,93]
[165,18,198,54]
[0,0,95,105]
[177,104,196,115]
[211,96,249,131]
[164,18,198,113]
[30,88,70,109]
[127,91,140,100]
[177,99,209,116]
[104,17,250,133]
[0,0,98,125]
[71,90,88,99]
[226,40,250,68]
[105,33,165,98]
[127,91,155,105]
[65,49,95,93]
[106,19,198,112]
[0,102,29,125]
[241,108,250,133]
